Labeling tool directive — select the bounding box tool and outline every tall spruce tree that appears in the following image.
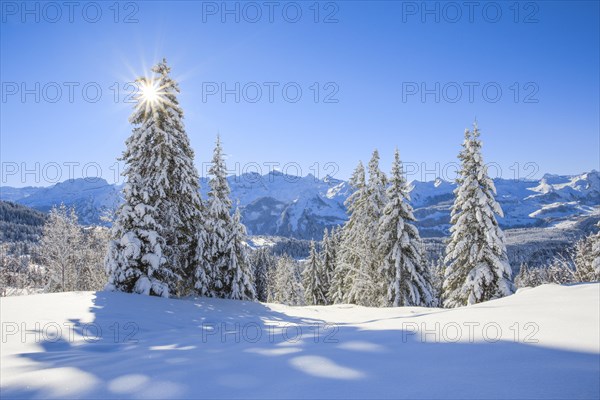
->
[443,123,513,307]
[346,150,388,306]
[379,149,434,307]
[204,135,233,296]
[251,247,277,302]
[303,241,326,305]
[333,162,368,304]
[269,255,305,305]
[106,59,203,297]
[203,137,256,300]
[193,226,212,297]
[225,208,256,300]
[429,258,445,306]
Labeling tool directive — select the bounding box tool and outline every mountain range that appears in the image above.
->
[1,170,598,239]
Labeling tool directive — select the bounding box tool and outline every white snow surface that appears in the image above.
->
[1,284,599,399]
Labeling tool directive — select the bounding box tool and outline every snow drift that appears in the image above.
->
[1,284,599,399]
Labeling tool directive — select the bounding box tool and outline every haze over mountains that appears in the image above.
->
[1,170,598,239]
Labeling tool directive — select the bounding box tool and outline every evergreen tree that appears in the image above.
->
[204,135,234,296]
[269,255,305,305]
[193,226,212,297]
[514,263,532,288]
[266,255,278,302]
[379,149,434,307]
[333,162,368,304]
[203,137,256,300]
[429,257,445,306]
[303,241,326,305]
[106,59,202,297]
[329,254,345,304]
[152,62,205,296]
[346,150,388,306]
[331,226,342,257]
[250,247,277,302]
[225,208,256,300]
[443,123,514,307]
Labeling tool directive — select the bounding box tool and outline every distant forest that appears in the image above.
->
[0,201,47,243]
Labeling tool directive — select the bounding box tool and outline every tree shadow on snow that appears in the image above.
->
[3,291,599,399]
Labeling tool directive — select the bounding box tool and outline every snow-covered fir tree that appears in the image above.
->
[514,263,532,288]
[331,226,342,256]
[151,62,206,296]
[269,255,305,305]
[378,149,434,307]
[443,123,514,307]
[346,150,388,306]
[303,241,326,305]
[574,225,600,282]
[250,247,277,302]
[203,137,256,300]
[429,257,445,305]
[204,135,234,296]
[106,59,203,297]
[192,226,212,297]
[332,162,368,304]
[224,208,256,300]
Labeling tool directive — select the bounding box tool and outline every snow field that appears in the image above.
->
[1,283,598,399]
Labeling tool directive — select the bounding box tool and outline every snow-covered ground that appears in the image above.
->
[1,284,599,399]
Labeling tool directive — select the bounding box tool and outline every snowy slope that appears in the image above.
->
[1,284,599,399]
[1,171,598,238]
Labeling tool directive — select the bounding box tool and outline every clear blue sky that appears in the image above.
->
[1,1,599,187]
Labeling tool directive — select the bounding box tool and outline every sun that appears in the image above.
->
[138,79,163,107]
